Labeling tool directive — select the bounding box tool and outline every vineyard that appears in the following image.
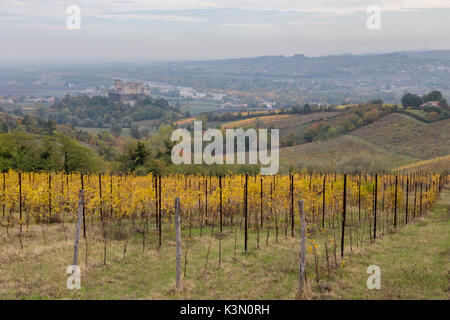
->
[0,171,448,299]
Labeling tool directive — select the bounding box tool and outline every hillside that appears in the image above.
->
[397,156,450,173]
[281,113,450,171]
[175,111,340,147]
[352,113,450,160]
[221,112,339,131]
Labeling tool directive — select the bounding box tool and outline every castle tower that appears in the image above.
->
[114,79,123,91]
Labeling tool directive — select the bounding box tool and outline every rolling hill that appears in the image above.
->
[221,112,338,131]
[280,113,450,172]
[397,156,450,173]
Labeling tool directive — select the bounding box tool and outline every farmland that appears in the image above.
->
[330,184,450,299]
[281,113,450,171]
[181,100,221,115]
[0,171,446,299]
[397,156,450,173]
[220,113,339,130]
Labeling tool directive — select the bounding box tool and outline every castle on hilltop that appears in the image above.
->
[108,79,149,104]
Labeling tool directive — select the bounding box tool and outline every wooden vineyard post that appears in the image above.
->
[298,200,306,295]
[405,176,409,224]
[18,172,23,250]
[81,173,86,238]
[48,174,52,219]
[205,178,208,226]
[99,174,107,265]
[374,174,378,240]
[199,193,203,237]
[175,197,182,290]
[266,182,271,247]
[110,174,113,219]
[219,175,223,233]
[99,174,103,222]
[341,174,347,258]
[413,179,417,219]
[260,177,263,228]
[394,175,398,229]
[158,175,162,248]
[2,171,5,220]
[272,181,278,243]
[19,172,22,233]
[358,173,361,221]
[244,173,248,252]
[291,174,294,237]
[154,174,158,227]
[419,182,423,217]
[322,174,326,229]
[73,190,84,266]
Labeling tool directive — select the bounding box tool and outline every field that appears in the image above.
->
[281,113,450,170]
[397,156,450,173]
[281,135,416,171]
[180,100,221,115]
[353,114,450,160]
[75,119,160,137]
[330,184,450,299]
[220,113,339,131]
[0,171,446,299]
[75,127,132,137]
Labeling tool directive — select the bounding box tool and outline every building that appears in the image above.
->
[420,101,443,108]
[108,79,149,103]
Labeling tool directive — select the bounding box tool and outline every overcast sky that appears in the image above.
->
[1,0,450,63]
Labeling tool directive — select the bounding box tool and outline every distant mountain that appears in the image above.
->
[165,50,450,76]
[1,50,449,105]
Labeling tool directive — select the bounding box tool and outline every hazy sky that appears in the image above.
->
[1,0,450,63]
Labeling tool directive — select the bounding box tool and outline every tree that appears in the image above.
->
[401,93,423,108]
[54,134,102,173]
[111,122,122,137]
[134,142,148,167]
[303,103,312,114]
[369,99,383,105]
[130,126,141,139]
[0,131,101,173]
[423,90,443,102]
[123,116,132,128]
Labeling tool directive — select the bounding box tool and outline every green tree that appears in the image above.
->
[303,103,312,114]
[423,90,443,102]
[401,93,423,108]
[130,125,141,139]
[111,122,122,137]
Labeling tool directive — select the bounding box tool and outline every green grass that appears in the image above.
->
[352,113,450,160]
[281,134,415,171]
[1,184,448,300]
[181,100,221,115]
[75,127,109,135]
[280,113,450,171]
[74,127,134,137]
[397,156,450,173]
[0,221,307,299]
[329,185,450,299]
